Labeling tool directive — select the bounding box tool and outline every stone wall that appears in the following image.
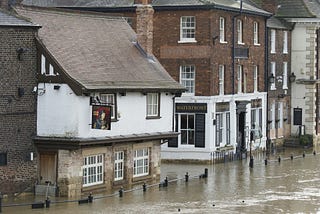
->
[0,27,38,195]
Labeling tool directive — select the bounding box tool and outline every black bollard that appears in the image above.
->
[143,183,147,192]
[291,154,293,160]
[164,177,168,187]
[249,156,254,168]
[204,168,208,178]
[264,158,268,166]
[119,187,123,198]
[185,172,189,182]
[278,156,281,163]
[45,197,50,208]
[314,151,316,155]
[88,193,93,203]
[303,152,305,158]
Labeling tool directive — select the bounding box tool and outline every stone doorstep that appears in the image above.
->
[35,185,57,197]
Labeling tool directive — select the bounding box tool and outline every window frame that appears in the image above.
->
[179,16,196,43]
[283,31,288,54]
[237,65,243,93]
[180,114,195,145]
[218,65,225,95]
[114,151,124,181]
[271,29,276,53]
[146,93,160,118]
[237,19,244,44]
[99,93,117,120]
[180,65,195,95]
[283,62,288,89]
[253,65,258,92]
[83,154,104,187]
[219,17,226,43]
[253,21,259,45]
[0,152,7,166]
[133,148,149,178]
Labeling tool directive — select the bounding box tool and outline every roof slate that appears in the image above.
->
[21,0,270,16]
[0,9,37,26]
[14,6,184,92]
[276,0,316,18]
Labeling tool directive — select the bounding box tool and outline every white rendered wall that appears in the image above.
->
[37,83,175,138]
[161,92,267,161]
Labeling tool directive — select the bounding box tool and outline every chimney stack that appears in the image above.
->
[136,2,154,56]
[0,0,9,10]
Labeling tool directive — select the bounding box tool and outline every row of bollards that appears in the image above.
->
[263,151,316,166]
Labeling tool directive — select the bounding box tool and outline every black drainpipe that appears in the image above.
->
[264,17,270,151]
[316,29,319,134]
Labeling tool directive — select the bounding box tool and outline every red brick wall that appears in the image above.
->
[0,27,38,195]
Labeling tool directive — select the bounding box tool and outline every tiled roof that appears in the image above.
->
[267,16,292,30]
[0,9,37,26]
[14,6,185,92]
[21,0,270,16]
[275,0,316,18]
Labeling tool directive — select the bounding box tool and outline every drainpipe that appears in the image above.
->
[316,29,319,134]
[232,0,243,94]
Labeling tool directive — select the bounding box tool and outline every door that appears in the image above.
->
[40,153,57,185]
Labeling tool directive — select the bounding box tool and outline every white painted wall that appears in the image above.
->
[37,83,175,138]
[161,92,267,161]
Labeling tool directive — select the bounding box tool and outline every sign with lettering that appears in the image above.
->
[176,103,207,113]
[216,102,230,112]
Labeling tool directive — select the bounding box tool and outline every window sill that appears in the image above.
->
[270,51,276,54]
[237,42,245,45]
[132,174,152,183]
[146,116,161,120]
[254,43,261,46]
[283,51,288,54]
[178,40,197,44]
[220,41,228,44]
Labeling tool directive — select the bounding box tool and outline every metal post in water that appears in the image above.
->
[143,183,147,192]
[165,177,168,187]
[264,158,268,165]
[119,187,123,197]
[185,172,189,182]
[88,193,93,203]
[303,151,305,158]
[204,168,208,178]
[278,156,281,163]
[291,154,293,160]
[45,197,50,208]
[314,151,316,155]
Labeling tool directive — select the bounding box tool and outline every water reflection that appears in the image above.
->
[3,148,320,213]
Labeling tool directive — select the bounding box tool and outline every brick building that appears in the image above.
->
[15,5,184,197]
[0,6,40,195]
[22,0,272,162]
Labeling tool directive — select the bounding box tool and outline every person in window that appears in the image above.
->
[93,107,110,130]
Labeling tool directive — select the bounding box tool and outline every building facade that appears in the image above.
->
[16,5,184,197]
[0,8,39,195]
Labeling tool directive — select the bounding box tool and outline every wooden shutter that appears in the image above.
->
[195,114,205,148]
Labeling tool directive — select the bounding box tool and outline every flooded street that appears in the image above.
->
[2,148,320,213]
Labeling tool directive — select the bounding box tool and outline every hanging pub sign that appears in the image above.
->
[176,103,207,113]
[92,105,111,130]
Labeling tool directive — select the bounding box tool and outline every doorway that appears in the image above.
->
[39,153,57,184]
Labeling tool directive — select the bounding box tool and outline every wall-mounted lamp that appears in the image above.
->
[16,47,29,61]
[289,72,296,83]
[53,85,60,90]
[269,73,275,84]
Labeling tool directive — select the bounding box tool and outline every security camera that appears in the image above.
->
[32,86,38,94]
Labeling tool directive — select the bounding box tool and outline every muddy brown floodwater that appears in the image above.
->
[2,147,320,213]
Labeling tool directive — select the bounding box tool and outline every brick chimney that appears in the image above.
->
[136,1,154,56]
[134,0,152,4]
[0,0,9,10]
[260,0,279,14]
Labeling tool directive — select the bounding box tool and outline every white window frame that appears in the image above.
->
[278,102,283,129]
[41,54,46,74]
[180,114,195,145]
[237,19,244,44]
[254,21,259,45]
[283,62,288,89]
[133,148,149,177]
[114,151,124,181]
[146,93,159,117]
[251,107,262,131]
[83,154,104,187]
[237,65,242,93]
[179,16,196,43]
[271,102,276,130]
[253,65,258,92]
[270,62,276,90]
[180,65,195,95]
[218,65,225,95]
[100,93,116,119]
[283,31,288,54]
[216,111,230,147]
[219,17,226,43]
[271,29,276,53]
